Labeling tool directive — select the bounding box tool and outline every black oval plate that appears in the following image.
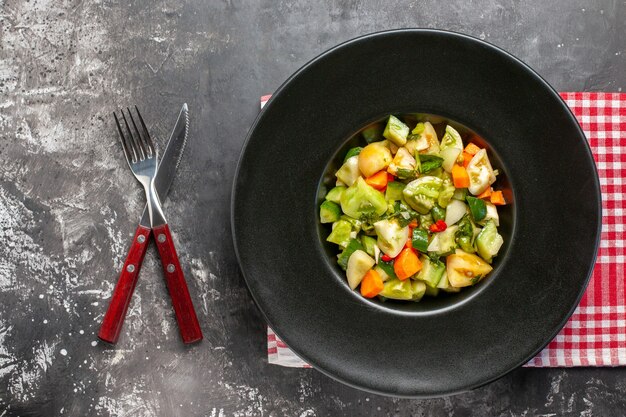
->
[232,29,601,398]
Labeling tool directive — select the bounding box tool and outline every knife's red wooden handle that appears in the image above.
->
[98,225,152,344]
[153,224,203,344]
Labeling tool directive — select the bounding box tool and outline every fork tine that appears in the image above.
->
[114,111,136,164]
[127,107,152,159]
[134,105,155,157]
[121,109,145,161]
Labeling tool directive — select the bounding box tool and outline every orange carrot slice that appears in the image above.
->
[477,187,493,200]
[451,164,470,188]
[490,190,506,205]
[393,248,422,280]
[462,152,473,168]
[464,143,481,155]
[360,269,384,298]
[365,170,388,191]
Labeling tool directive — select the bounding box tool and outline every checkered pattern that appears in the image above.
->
[261,92,626,368]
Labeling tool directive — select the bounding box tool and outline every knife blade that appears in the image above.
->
[138,103,189,227]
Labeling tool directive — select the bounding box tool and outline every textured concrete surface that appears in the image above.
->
[0,0,624,416]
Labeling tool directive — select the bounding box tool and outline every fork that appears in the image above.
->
[114,107,202,344]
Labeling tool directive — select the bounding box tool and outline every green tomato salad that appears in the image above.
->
[320,115,507,301]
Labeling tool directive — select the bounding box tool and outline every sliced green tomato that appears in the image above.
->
[387,147,416,176]
[419,122,440,155]
[358,142,393,178]
[476,220,504,263]
[385,139,399,155]
[320,201,341,223]
[419,213,434,231]
[416,255,446,288]
[337,239,363,270]
[452,188,467,201]
[411,228,429,253]
[360,235,377,258]
[437,271,461,292]
[327,220,352,247]
[346,250,375,290]
[325,186,346,203]
[437,179,455,208]
[383,115,410,146]
[440,125,464,151]
[456,235,475,253]
[444,199,467,226]
[440,147,462,173]
[404,138,419,156]
[374,219,409,258]
[446,249,493,287]
[466,149,496,195]
[385,181,406,201]
[436,270,449,289]
[466,196,487,221]
[335,155,360,186]
[395,147,417,170]
[402,176,443,214]
[340,177,387,220]
[479,201,500,226]
[427,225,458,256]
[410,131,429,153]
[344,147,362,162]
[411,280,427,301]
[340,215,362,232]
[403,194,433,215]
[437,169,453,181]
[379,278,414,300]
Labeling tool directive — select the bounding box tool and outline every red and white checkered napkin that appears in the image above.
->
[260,92,626,368]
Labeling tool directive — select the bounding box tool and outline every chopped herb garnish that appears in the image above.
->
[419,154,444,173]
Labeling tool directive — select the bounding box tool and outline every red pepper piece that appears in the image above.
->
[381,254,393,262]
[429,220,448,233]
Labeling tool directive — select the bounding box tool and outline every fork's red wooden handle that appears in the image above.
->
[98,225,152,344]
[153,224,203,344]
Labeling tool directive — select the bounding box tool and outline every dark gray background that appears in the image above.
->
[0,0,624,416]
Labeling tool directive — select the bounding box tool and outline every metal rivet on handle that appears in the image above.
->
[167,264,175,273]
[126,264,135,273]
[157,234,166,243]
[137,234,146,243]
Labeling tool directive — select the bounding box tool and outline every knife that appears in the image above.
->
[99,104,189,344]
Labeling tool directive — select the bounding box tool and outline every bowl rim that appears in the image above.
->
[231,28,602,398]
